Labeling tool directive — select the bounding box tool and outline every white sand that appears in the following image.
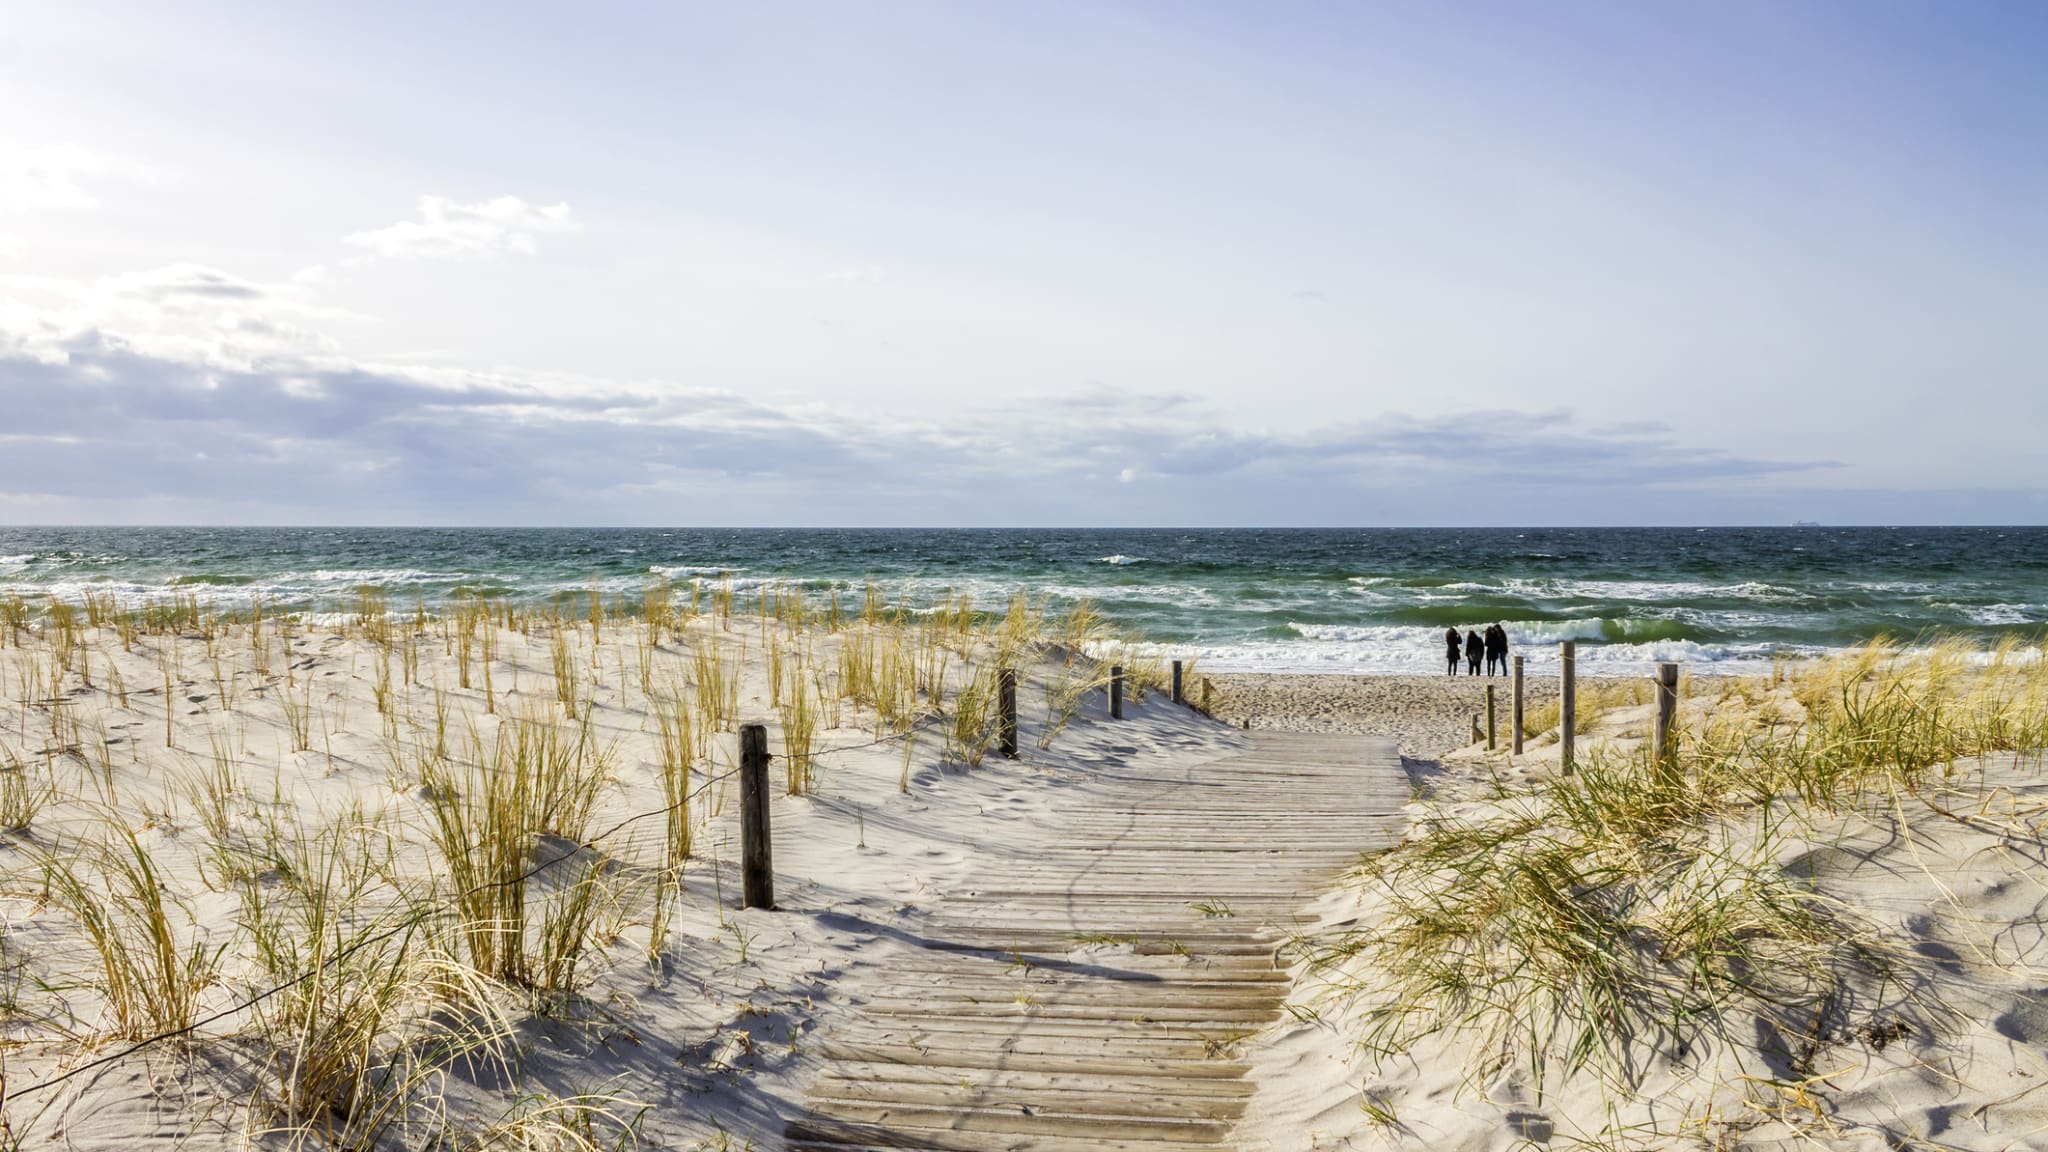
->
[1202,672,1563,759]
[6,615,2045,1151]
[0,612,1250,1147]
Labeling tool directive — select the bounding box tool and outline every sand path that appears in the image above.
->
[785,730,1404,1150]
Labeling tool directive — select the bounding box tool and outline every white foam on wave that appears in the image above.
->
[1958,603,2037,626]
[1221,622,1803,676]
[1509,618,1611,643]
[1488,577,1813,603]
[0,578,303,608]
[1096,555,1144,566]
[307,568,454,585]
[647,564,744,579]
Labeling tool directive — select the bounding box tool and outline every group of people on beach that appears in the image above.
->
[1445,624,1510,676]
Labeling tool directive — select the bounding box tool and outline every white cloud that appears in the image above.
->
[0,259,1848,524]
[111,264,272,302]
[0,145,153,214]
[0,263,366,370]
[343,196,579,263]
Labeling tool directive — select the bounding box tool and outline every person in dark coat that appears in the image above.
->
[1444,627,1462,676]
[1465,629,1483,675]
[1485,623,1509,675]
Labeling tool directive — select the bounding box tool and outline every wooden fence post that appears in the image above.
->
[1559,641,1577,774]
[1486,684,1496,751]
[1653,661,1679,771]
[739,723,774,910]
[1511,655,1525,755]
[1202,678,1212,714]
[1171,659,1183,705]
[998,668,1018,758]
[1109,665,1124,720]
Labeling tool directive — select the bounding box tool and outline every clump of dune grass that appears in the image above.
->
[244,909,521,1145]
[183,729,260,888]
[549,624,581,718]
[1038,654,1107,750]
[353,586,391,649]
[690,639,739,734]
[766,638,788,708]
[0,742,54,832]
[0,594,30,646]
[461,1086,647,1151]
[780,678,818,795]
[944,664,999,768]
[648,688,694,965]
[278,674,314,753]
[40,816,223,1041]
[993,594,1042,670]
[240,805,490,1142]
[837,623,922,735]
[1052,598,1112,656]
[1309,749,1903,1096]
[454,599,480,690]
[419,709,613,1000]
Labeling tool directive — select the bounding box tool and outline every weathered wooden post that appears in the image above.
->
[1171,659,1184,705]
[1486,684,1497,751]
[739,723,774,910]
[1109,665,1124,720]
[1559,640,1577,774]
[1653,661,1679,770]
[1202,677,1212,714]
[998,668,1018,758]
[1511,654,1525,755]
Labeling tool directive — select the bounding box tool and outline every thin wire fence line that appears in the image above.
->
[2,720,936,1105]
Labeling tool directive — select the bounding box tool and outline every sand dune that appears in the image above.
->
[3,593,2043,1151]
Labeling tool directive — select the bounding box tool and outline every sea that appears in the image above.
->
[0,527,2042,675]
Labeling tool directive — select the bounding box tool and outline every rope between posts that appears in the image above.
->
[2,719,934,1105]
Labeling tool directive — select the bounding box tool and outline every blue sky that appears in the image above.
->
[1,1,2043,525]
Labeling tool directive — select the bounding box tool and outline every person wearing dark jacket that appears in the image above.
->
[1444,627,1462,675]
[1465,629,1483,675]
[1485,623,1509,675]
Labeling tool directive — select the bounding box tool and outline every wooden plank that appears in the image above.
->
[802,1100,1231,1142]
[788,1123,1230,1152]
[809,1081,1250,1121]
[818,1042,1252,1077]
[815,1064,1260,1098]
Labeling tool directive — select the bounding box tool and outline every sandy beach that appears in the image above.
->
[1202,671,1564,759]
[2,591,2046,1150]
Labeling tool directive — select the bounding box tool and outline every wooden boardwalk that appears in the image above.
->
[787,731,1406,1151]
